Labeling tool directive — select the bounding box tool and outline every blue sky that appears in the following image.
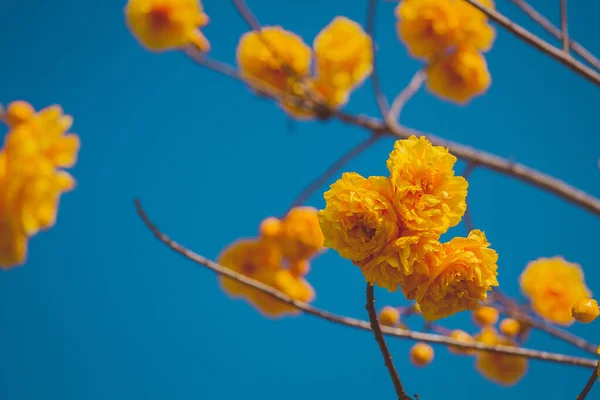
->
[1,0,599,399]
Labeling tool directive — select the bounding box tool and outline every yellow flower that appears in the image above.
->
[448,329,475,355]
[217,239,314,318]
[472,305,499,326]
[1,100,35,127]
[499,318,521,337]
[279,77,349,120]
[386,136,467,233]
[237,27,312,96]
[572,299,599,324]
[125,0,210,52]
[410,342,434,367]
[358,232,441,293]
[318,173,400,262]
[395,0,495,60]
[313,16,373,91]
[520,256,591,326]
[426,47,491,104]
[475,327,527,386]
[378,306,401,327]
[415,230,499,321]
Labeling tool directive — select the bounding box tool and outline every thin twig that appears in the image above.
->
[231,0,262,31]
[560,0,569,53]
[366,0,390,120]
[288,134,382,212]
[134,198,599,369]
[510,0,600,70]
[366,284,410,400]
[185,54,600,217]
[491,291,599,355]
[388,70,426,125]
[576,368,598,400]
[462,0,600,87]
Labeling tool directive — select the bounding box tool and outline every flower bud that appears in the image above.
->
[499,318,521,337]
[259,217,282,238]
[571,299,599,323]
[472,306,499,327]
[378,306,400,327]
[410,342,434,367]
[3,100,35,127]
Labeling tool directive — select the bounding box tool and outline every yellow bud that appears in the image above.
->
[259,217,282,238]
[4,100,35,127]
[410,342,434,367]
[571,299,599,323]
[378,306,400,327]
[414,303,421,313]
[448,329,474,355]
[472,306,499,327]
[499,318,521,337]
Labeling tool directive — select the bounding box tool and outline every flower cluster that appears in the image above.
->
[236,17,372,119]
[519,256,591,326]
[318,136,499,321]
[395,0,495,104]
[125,0,210,53]
[0,101,80,269]
[217,207,324,317]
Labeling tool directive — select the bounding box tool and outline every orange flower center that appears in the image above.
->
[148,4,173,29]
[241,262,257,276]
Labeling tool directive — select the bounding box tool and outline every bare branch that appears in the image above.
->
[510,0,600,70]
[288,134,382,212]
[388,70,426,126]
[576,368,598,399]
[560,0,569,52]
[134,198,599,369]
[462,0,600,86]
[231,0,262,31]
[366,284,411,400]
[366,0,390,120]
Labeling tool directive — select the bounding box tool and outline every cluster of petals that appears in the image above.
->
[395,0,495,104]
[520,256,591,326]
[217,207,323,317]
[0,101,80,269]
[236,17,372,119]
[474,327,528,386]
[318,136,499,321]
[125,0,210,53]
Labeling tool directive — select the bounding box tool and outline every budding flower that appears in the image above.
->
[2,100,35,127]
[289,259,310,277]
[571,299,599,323]
[410,342,434,367]
[378,306,400,327]
[499,318,521,337]
[472,306,499,327]
[259,217,282,238]
[448,329,474,355]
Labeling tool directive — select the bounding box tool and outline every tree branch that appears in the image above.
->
[462,0,600,86]
[576,368,598,400]
[388,70,426,125]
[366,0,390,121]
[288,134,382,212]
[560,0,569,53]
[510,0,600,70]
[366,284,410,400]
[134,198,599,369]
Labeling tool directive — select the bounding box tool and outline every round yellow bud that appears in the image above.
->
[472,306,499,327]
[378,306,400,327]
[448,329,474,355]
[4,100,35,127]
[410,342,434,367]
[499,318,521,337]
[289,259,311,277]
[259,217,282,238]
[571,299,599,323]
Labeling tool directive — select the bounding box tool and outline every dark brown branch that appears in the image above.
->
[491,291,599,355]
[366,284,410,400]
[366,0,390,120]
[560,0,569,52]
[576,368,598,399]
[462,0,600,86]
[288,134,381,212]
[184,53,600,217]
[510,0,600,70]
[134,198,599,369]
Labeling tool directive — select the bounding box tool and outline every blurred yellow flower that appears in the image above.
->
[426,48,491,104]
[386,136,467,234]
[416,230,499,321]
[313,16,373,91]
[472,305,499,327]
[218,239,314,318]
[279,77,349,120]
[125,0,210,52]
[410,342,434,367]
[319,172,400,262]
[448,329,475,355]
[475,327,527,386]
[571,298,599,324]
[455,1,496,52]
[237,26,312,96]
[0,102,80,269]
[499,318,521,337]
[378,306,400,327]
[520,256,591,326]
